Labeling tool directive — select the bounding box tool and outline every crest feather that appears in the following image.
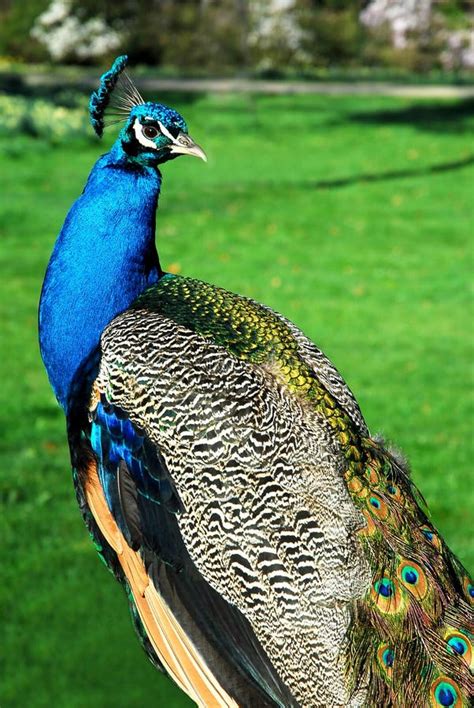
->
[89,55,144,138]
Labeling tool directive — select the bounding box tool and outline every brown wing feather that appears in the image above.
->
[83,457,238,708]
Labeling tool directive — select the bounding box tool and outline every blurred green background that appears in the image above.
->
[1,2,473,707]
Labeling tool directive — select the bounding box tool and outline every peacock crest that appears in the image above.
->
[89,54,144,137]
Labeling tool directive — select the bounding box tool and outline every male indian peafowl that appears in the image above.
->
[39,56,473,708]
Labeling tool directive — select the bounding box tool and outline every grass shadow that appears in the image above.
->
[349,98,474,133]
[307,154,474,190]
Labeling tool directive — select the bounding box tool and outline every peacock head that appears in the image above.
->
[89,55,206,167]
[119,102,207,166]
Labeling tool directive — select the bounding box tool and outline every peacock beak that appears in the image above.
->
[169,132,207,162]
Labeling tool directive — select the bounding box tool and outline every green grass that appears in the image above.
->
[1,90,473,707]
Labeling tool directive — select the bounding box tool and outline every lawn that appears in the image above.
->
[0,88,473,707]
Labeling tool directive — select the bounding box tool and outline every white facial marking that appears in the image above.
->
[133,118,157,150]
[158,120,180,145]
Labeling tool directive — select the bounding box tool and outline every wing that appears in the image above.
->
[77,397,299,707]
[71,275,371,707]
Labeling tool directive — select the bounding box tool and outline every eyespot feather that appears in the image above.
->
[429,676,462,707]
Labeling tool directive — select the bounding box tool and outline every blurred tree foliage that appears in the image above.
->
[437,0,474,29]
[0,0,472,72]
[57,0,249,70]
[297,1,366,68]
[0,0,50,61]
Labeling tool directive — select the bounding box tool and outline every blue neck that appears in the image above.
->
[39,141,162,411]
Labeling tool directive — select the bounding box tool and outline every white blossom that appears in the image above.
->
[31,0,122,61]
[360,0,432,49]
[248,0,309,67]
[440,28,474,69]
[361,0,474,68]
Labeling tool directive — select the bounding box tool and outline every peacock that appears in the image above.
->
[39,56,473,708]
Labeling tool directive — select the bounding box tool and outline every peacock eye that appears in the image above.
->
[143,125,159,140]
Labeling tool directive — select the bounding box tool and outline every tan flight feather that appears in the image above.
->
[84,459,238,708]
